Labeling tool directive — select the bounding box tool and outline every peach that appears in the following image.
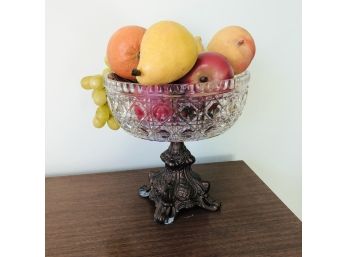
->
[207,26,255,74]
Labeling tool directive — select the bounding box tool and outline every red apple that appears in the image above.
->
[152,101,173,122]
[179,52,234,83]
[133,100,173,122]
[133,104,145,120]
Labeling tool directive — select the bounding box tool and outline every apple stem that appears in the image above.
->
[199,76,208,83]
[131,68,141,76]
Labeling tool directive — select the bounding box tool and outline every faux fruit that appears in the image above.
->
[107,26,146,81]
[107,116,120,130]
[81,76,92,89]
[134,104,145,120]
[92,88,107,106]
[152,102,173,122]
[81,71,120,131]
[81,74,104,90]
[89,75,104,89]
[132,21,198,85]
[93,116,106,128]
[179,52,234,84]
[81,21,256,133]
[207,26,255,74]
[96,104,110,121]
[133,101,173,122]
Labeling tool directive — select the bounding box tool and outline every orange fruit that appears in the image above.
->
[106,26,146,81]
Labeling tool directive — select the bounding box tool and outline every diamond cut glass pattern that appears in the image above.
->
[105,71,250,142]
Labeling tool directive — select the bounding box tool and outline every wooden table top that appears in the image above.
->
[46,161,301,257]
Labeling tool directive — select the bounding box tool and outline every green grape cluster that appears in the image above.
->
[80,64,120,130]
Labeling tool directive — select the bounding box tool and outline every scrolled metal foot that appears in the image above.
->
[201,181,210,193]
[138,185,150,198]
[200,195,221,211]
[140,142,221,224]
[154,202,176,224]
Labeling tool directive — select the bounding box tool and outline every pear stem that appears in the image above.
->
[131,68,141,76]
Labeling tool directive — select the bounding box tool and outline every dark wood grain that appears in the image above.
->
[46,161,301,257]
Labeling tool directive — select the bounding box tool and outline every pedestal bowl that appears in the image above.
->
[105,71,250,224]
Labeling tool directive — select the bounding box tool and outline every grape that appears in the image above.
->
[96,104,110,122]
[82,58,121,131]
[107,116,120,130]
[93,116,106,128]
[89,75,104,90]
[81,76,92,90]
[102,67,111,78]
[92,88,107,106]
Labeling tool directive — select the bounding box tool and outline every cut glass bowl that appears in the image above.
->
[104,71,250,142]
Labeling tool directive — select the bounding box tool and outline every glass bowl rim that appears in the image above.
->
[105,70,250,88]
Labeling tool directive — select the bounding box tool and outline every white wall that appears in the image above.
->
[46,0,301,219]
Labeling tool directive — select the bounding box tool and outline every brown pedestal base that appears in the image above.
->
[139,142,221,224]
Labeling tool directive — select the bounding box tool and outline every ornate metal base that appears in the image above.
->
[139,142,221,224]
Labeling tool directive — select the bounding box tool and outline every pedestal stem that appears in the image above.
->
[139,142,221,224]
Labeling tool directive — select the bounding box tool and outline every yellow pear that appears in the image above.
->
[132,21,198,85]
